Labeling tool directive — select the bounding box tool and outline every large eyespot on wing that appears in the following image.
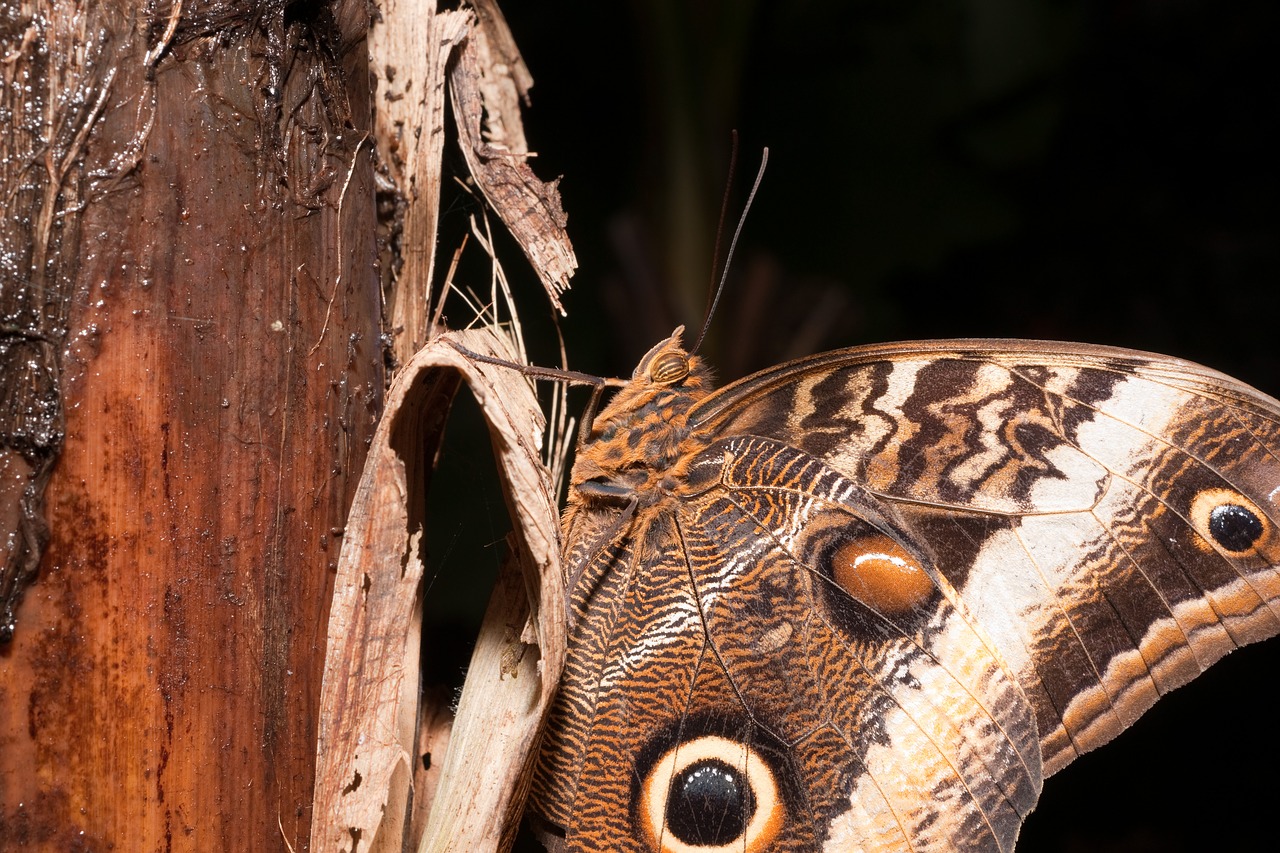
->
[637,734,785,853]
[1189,487,1272,557]
[827,532,936,618]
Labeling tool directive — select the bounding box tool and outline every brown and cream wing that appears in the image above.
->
[537,436,1046,852]
[696,340,1280,777]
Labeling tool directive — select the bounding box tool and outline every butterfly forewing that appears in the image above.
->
[530,335,1280,851]
[696,341,1280,775]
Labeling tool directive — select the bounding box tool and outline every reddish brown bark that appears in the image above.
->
[0,4,381,850]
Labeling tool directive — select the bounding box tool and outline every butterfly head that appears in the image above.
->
[629,326,710,388]
[582,327,715,445]
[568,328,717,510]
[635,329,692,385]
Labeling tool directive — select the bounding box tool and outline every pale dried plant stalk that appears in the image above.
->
[372,3,471,362]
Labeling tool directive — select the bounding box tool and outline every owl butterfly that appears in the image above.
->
[526,329,1280,852]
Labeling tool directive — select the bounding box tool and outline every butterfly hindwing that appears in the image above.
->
[530,335,1280,851]
[688,437,1043,848]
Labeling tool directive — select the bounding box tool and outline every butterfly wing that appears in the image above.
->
[698,340,1280,778]
[538,439,1044,852]
[533,340,1280,851]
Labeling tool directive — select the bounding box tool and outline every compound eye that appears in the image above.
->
[650,351,690,384]
[639,735,783,853]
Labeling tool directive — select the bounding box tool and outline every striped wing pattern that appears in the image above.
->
[530,334,1280,852]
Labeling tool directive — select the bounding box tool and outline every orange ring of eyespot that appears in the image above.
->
[638,735,784,853]
[1189,487,1272,556]
[831,534,934,615]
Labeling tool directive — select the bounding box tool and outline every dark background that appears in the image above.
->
[428,2,1280,850]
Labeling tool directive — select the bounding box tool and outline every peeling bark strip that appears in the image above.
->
[449,17,577,311]
[371,5,472,362]
[311,329,565,853]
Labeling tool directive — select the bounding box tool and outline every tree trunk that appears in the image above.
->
[1,3,381,850]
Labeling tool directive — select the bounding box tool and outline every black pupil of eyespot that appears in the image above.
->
[665,759,755,846]
[1209,503,1264,552]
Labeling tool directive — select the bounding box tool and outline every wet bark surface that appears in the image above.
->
[0,3,382,850]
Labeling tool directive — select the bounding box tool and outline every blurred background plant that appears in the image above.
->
[477,0,1278,385]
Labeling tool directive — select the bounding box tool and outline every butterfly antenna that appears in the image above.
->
[692,144,769,355]
[700,131,740,335]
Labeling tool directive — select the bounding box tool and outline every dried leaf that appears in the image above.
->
[311,328,564,852]
[449,28,577,311]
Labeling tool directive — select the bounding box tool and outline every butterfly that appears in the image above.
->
[526,328,1280,852]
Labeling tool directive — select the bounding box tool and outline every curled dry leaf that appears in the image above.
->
[450,22,577,312]
[311,328,565,853]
